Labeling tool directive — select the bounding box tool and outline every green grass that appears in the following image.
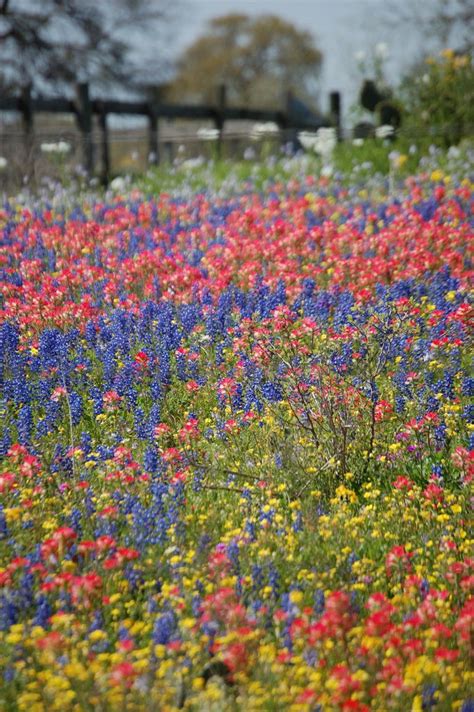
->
[134,137,474,198]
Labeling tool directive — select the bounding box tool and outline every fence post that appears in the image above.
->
[20,83,35,180]
[329,91,342,141]
[282,89,295,146]
[75,82,94,176]
[20,84,33,141]
[98,102,110,186]
[164,141,173,164]
[215,84,227,160]
[284,89,294,128]
[147,85,162,167]
[20,84,34,177]
[148,110,159,166]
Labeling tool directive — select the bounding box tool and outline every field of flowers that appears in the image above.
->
[0,157,473,711]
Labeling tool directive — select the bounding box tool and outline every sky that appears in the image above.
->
[167,0,432,124]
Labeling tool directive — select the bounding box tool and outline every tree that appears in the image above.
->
[401,50,474,147]
[168,14,323,109]
[367,0,474,146]
[0,0,176,94]
[373,0,473,58]
[414,0,473,54]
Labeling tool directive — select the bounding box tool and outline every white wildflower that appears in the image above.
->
[197,127,220,141]
[447,145,461,159]
[181,156,205,170]
[250,122,280,141]
[299,128,337,159]
[374,42,389,60]
[109,176,129,192]
[298,131,319,151]
[375,124,394,139]
[315,127,337,158]
[41,141,71,154]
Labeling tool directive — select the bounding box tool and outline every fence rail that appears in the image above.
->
[0,83,341,185]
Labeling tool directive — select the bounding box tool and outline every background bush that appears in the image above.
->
[401,49,474,146]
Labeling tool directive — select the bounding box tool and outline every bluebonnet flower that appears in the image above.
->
[314,589,325,616]
[176,351,187,381]
[333,291,355,330]
[269,565,280,600]
[89,387,103,416]
[0,506,8,539]
[395,395,406,414]
[245,520,256,541]
[124,565,144,592]
[18,572,35,609]
[69,391,82,425]
[68,508,83,537]
[153,611,177,645]
[220,377,240,409]
[262,380,283,402]
[422,684,438,710]
[134,406,149,440]
[39,328,67,372]
[11,375,31,407]
[292,510,303,533]
[0,429,12,457]
[227,539,240,573]
[85,321,97,347]
[462,378,474,397]
[0,594,17,630]
[251,564,264,595]
[85,491,95,517]
[463,405,474,424]
[434,423,447,449]
[144,446,159,474]
[150,379,162,402]
[3,667,15,683]
[17,405,33,445]
[97,445,113,460]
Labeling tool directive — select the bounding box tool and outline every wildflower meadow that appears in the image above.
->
[0,150,473,711]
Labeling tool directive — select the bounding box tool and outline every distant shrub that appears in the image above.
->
[377,99,402,132]
[402,49,474,146]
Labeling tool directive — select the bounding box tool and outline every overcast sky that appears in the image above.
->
[168,0,432,122]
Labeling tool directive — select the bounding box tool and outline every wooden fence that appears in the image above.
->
[0,83,341,184]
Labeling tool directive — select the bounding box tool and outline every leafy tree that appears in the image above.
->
[0,0,175,93]
[401,49,474,147]
[168,14,323,109]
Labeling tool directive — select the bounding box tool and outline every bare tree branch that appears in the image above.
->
[0,0,177,92]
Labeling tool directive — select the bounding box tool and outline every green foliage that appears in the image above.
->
[401,50,474,146]
[168,13,322,109]
[134,139,473,201]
